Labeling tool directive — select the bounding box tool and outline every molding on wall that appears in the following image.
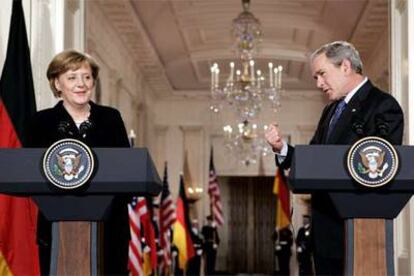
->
[154,124,169,133]
[95,1,173,99]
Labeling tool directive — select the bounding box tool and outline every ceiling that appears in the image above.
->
[93,0,389,99]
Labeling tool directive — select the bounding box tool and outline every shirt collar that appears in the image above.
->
[343,77,368,104]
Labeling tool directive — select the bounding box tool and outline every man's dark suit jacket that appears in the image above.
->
[277,80,404,263]
[25,100,131,275]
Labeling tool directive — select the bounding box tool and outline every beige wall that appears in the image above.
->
[391,0,414,274]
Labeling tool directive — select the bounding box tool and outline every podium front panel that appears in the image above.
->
[0,148,162,195]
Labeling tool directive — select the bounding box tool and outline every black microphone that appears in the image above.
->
[352,115,365,137]
[57,121,73,136]
[375,114,389,137]
[79,119,93,138]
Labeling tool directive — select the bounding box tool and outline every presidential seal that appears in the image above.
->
[43,138,95,189]
[347,136,399,188]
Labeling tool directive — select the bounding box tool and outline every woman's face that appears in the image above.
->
[54,63,95,108]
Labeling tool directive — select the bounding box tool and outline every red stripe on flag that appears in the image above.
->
[208,148,224,226]
[159,163,176,273]
[274,169,290,229]
[0,101,20,148]
[128,199,143,276]
[278,172,290,216]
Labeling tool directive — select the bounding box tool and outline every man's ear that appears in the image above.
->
[342,59,352,74]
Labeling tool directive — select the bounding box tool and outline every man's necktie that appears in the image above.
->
[327,99,346,139]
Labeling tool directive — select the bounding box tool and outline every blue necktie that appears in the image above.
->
[327,100,346,139]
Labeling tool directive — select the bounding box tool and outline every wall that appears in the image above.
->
[391,0,414,274]
[85,2,159,158]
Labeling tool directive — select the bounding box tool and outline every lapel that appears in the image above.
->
[325,80,373,144]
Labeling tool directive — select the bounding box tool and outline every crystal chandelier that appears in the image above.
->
[210,0,282,166]
[223,120,272,166]
[210,0,284,120]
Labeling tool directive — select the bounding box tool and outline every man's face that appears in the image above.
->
[311,53,349,101]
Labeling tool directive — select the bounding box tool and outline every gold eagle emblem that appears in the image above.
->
[56,151,84,180]
[358,146,388,179]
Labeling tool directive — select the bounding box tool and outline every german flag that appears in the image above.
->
[0,0,39,275]
[172,175,195,270]
[273,168,290,229]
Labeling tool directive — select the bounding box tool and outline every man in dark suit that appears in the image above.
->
[275,227,293,275]
[202,215,220,275]
[296,215,313,275]
[187,219,203,275]
[265,41,404,275]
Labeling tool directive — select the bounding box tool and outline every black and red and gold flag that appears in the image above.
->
[273,168,290,229]
[172,175,195,270]
[0,0,40,275]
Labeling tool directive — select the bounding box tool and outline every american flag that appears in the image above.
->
[159,162,176,272]
[128,197,146,276]
[141,197,157,272]
[208,147,224,226]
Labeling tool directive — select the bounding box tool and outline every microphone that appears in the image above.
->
[352,115,365,137]
[79,119,93,138]
[375,114,389,137]
[57,121,74,137]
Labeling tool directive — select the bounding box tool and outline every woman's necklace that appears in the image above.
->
[64,102,91,124]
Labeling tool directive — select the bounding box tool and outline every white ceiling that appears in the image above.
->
[93,0,389,99]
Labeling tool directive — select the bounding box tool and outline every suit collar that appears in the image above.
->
[347,79,372,105]
[343,77,368,104]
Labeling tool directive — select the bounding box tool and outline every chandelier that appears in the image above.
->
[210,0,282,165]
[223,120,272,166]
[210,0,284,120]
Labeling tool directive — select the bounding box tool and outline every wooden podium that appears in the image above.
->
[289,145,413,275]
[0,148,162,275]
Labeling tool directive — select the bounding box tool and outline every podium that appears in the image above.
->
[289,145,413,275]
[0,147,162,275]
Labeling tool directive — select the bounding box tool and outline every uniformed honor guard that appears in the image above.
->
[296,215,314,275]
[187,219,203,275]
[276,227,293,276]
[272,227,279,274]
[202,215,220,274]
